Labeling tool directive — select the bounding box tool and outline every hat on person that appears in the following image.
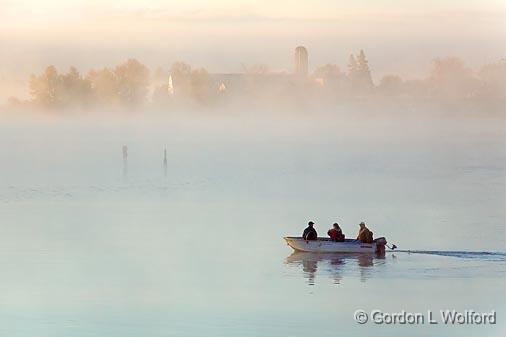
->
[308,221,315,226]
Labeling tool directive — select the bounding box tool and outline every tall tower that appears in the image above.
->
[167,75,174,96]
[294,46,308,77]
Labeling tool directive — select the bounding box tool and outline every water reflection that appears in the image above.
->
[285,252,385,285]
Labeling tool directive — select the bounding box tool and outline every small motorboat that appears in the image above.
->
[284,236,388,254]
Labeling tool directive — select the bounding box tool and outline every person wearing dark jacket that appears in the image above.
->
[302,221,318,240]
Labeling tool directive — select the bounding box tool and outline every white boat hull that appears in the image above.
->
[284,237,381,253]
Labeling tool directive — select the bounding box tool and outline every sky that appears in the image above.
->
[2,0,505,21]
[1,0,505,83]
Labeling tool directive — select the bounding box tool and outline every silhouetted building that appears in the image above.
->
[167,75,174,96]
[203,46,313,98]
[218,82,227,93]
[294,46,308,77]
[209,72,293,96]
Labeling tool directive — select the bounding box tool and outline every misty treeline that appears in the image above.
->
[5,59,211,110]
[313,52,505,102]
[7,52,506,111]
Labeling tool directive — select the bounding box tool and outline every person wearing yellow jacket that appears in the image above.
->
[356,222,373,243]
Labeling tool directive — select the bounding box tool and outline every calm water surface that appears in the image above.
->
[1,112,505,337]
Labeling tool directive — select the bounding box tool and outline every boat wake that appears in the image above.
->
[394,250,506,261]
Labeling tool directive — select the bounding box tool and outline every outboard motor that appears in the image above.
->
[374,237,387,255]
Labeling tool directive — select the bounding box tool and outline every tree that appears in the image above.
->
[313,64,342,80]
[170,62,192,82]
[87,67,119,105]
[168,62,211,102]
[169,62,192,97]
[347,54,358,80]
[313,64,343,90]
[356,50,374,89]
[428,57,479,98]
[28,65,94,109]
[60,66,92,107]
[114,59,150,105]
[153,66,168,82]
[378,75,403,96]
[189,68,211,101]
[478,60,506,99]
[7,96,24,107]
[347,51,374,94]
[29,65,60,107]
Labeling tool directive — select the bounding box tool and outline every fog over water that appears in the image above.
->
[1,0,505,335]
[2,0,506,103]
[1,107,505,336]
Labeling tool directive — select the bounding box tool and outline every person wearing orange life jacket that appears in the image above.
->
[327,223,345,242]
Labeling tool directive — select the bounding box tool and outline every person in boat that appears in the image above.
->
[356,222,373,244]
[327,223,345,242]
[302,221,318,241]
